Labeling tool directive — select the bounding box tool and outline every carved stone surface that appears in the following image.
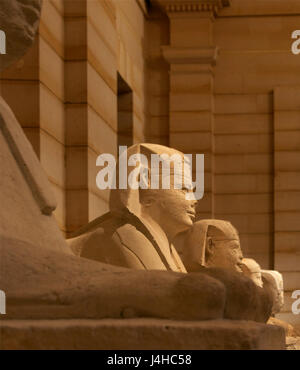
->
[175,219,244,273]
[0,0,42,71]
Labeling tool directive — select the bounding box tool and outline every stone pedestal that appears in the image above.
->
[0,318,285,350]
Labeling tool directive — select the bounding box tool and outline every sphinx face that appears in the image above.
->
[206,239,244,272]
[0,0,42,71]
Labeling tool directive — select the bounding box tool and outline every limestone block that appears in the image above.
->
[87,63,117,131]
[215,52,300,94]
[274,252,300,272]
[50,0,63,15]
[88,191,109,222]
[149,95,169,116]
[275,172,300,191]
[215,174,272,194]
[147,69,169,95]
[133,113,145,142]
[274,152,300,171]
[170,17,212,47]
[242,253,270,271]
[281,272,300,292]
[220,0,300,17]
[0,81,39,127]
[274,86,300,111]
[133,92,145,122]
[275,212,300,232]
[148,117,169,137]
[170,93,212,112]
[170,111,212,133]
[275,111,300,131]
[66,189,89,233]
[87,21,117,93]
[88,106,117,156]
[87,148,111,203]
[40,0,64,58]
[132,63,144,96]
[274,232,300,252]
[170,132,211,152]
[0,319,285,350]
[40,131,65,189]
[64,0,86,17]
[215,134,271,154]
[275,191,300,211]
[65,104,88,146]
[215,94,272,115]
[65,17,87,60]
[215,15,300,51]
[40,84,64,144]
[115,5,143,68]
[65,61,87,103]
[0,38,39,80]
[214,213,272,234]
[87,0,117,52]
[22,127,40,156]
[215,114,272,134]
[195,192,212,214]
[66,146,88,189]
[170,73,212,94]
[238,234,271,256]
[116,0,144,37]
[215,194,272,214]
[275,131,300,151]
[40,37,64,100]
[215,153,272,174]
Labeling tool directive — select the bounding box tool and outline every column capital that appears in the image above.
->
[152,0,230,16]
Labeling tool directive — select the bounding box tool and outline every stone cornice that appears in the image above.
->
[162,46,218,65]
[152,0,230,15]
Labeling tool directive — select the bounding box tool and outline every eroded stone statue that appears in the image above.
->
[175,219,244,273]
[68,143,196,272]
[0,0,42,71]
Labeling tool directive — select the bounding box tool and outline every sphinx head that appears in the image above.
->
[109,143,198,241]
[179,219,244,273]
[0,0,42,71]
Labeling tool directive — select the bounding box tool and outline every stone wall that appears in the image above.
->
[0,0,147,235]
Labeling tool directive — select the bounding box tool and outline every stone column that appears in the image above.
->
[155,0,230,219]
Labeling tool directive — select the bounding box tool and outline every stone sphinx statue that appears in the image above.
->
[175,219,285,317]
[0,0,285,350]
[68,143,196,272]
[175,219,244,273]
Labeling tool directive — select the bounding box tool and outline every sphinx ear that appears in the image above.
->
[206,237,214,256]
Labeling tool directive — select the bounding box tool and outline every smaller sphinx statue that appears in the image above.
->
[175,219,285,318]
[175,219,244,273]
